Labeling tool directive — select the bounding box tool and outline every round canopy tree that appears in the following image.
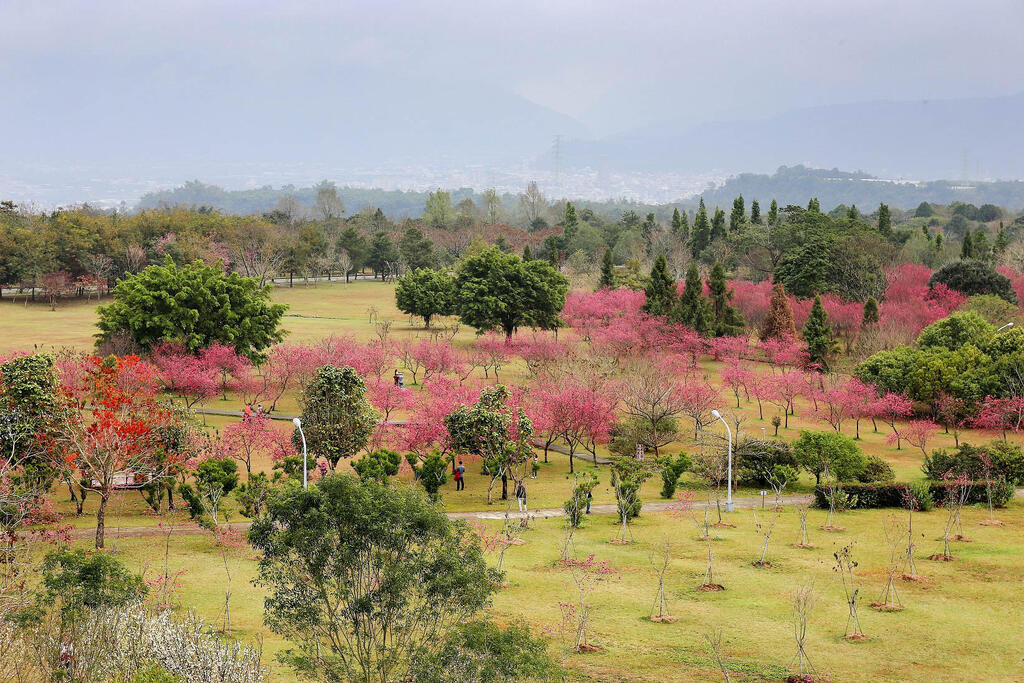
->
[454,247,569,340]
[929,259,1017,303]
[294,364,379,471]
[249,474,498,683]
[394,267,455,328]
[96,258,286,361]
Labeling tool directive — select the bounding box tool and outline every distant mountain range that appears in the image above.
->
[3,65,1024,208]
[0,63,585,168]
[559,93,1024,180]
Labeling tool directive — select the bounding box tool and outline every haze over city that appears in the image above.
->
[3,0,1024,207]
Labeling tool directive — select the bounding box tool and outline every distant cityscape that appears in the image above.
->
[0,160,726,210]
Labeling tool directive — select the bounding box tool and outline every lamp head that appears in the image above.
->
[711,409,721,419]
[292,417,302,428]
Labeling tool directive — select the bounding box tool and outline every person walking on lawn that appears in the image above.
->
[515,481,528,512]
[455,460,466,491]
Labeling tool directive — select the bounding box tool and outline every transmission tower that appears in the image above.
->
[552,134,563,198]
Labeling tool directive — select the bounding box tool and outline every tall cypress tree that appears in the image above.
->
[641,212,657,254]
[877,203,891,236]
[750,199,762,225]
[802,295,837,370]
[961,230,974,260]
[862,296,880,328]
[522,244,533,261]
[711,208,727,242]
[545,235,560,267]
[642,253,677,317]
[671,208,683,236]
[846,204,859,221]
[690,199,711,257]
[807,198,821,213]
[674,263,712,335]
[729,195,745,232]
[996,222,1009,253]
[562,202,579,250]
[768,199,779,226]
[974,230,991,262]
[707,262,745,336]
[598,248,615,290]
[761,283,797,340]
[677,209,690,241]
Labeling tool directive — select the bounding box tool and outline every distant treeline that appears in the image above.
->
[701,166,1024,211]
[137,166,1024,222]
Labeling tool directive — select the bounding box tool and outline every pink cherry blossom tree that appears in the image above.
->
[198,343,251,400]
[888,419,940,457]
[873,393,914,449]
[217,413,293,478]
[973,396,1024,440]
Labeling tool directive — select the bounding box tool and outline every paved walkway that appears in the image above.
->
[70,493,814,539]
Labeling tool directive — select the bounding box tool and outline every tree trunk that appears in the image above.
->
[95,490,110,549]
[501,473,508,500]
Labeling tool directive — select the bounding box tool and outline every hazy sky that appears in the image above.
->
[3,0,1023,137]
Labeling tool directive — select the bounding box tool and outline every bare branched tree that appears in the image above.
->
[873,515,904,611]
[704,629,731,682]
[790,582,816,677]
[751,507,778,567]
[648,538,675,622]
[794,503,814,549]
[834,543,866,640]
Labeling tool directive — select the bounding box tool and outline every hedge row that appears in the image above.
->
[813,480,1014,510]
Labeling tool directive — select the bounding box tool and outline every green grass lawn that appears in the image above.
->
[11,278,1024,681]
[88,498,1024,682]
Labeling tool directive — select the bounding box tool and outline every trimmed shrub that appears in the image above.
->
[923,441,1024,485]
[735,438,797,486]
[813,480,1012,510]
[906,481,935,511]
[857,454,895,483]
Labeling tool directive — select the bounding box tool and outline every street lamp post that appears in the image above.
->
[710,409,734,512]
[292,417,308,490]
[997,322,1014,333]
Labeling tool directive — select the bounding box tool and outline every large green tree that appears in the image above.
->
[707,262,745,336]
[802,295,838,370]
[930,259,1017,303]
[598,248,615,289]
[367,232,400,279]
[673,263,712,335]
[395,268,455,328]
[642,253,677,317]
[424,189,454,230]
[445,385,533,502]
[792,430,866,486]
[294,365,378,471]
[249,474,498,683]
[96,258,286,361]
[454,247,568,340]
[690,199,711,257]
[337,226,368,281]
[398,227,436,271]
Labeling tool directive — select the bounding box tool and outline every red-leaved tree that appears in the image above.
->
[58,356,175,548]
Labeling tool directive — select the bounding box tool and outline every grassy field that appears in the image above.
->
[1,279,465,354]
[9,279,1024,681]
[86,500,1024,682]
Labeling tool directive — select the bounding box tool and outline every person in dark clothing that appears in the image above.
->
[455,460,466,491]
[585,490,592,514]
[515,482,527,512]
